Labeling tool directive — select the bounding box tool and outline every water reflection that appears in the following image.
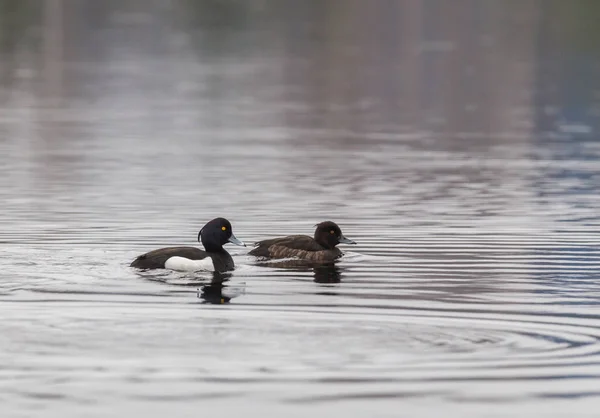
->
[197,272,236,304]
[135,269,242,304]
[254,259,343,283]
[312,263,342,284]
[1,1,600,417]
[1,0,599,140]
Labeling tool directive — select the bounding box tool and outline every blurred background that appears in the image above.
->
[1,1,600,417]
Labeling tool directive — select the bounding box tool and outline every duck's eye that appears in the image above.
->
[222,226,227,231]
[330,230,335,234]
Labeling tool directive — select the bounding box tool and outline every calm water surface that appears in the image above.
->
[1,1,600,417]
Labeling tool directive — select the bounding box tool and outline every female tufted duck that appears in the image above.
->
[130,217,245,273]
[249,221,355,262]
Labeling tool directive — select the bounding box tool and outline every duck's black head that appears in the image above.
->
[313,221,356,249]
[198,217,245,252]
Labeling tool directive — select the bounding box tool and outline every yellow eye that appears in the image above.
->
[330,230,335,234]
[222,226,227,231]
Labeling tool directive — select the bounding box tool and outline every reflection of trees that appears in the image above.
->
[278,0,546,144]
[1,0,599,138]
[178,0,249,30]
[0,0,38,54]
[176,0,255,55]
[270,0,600,144]
[565,0,600,52]
[535,0,600,134]
[0,0,38,91]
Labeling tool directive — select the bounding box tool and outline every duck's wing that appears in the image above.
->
[249,235,324,258]
[130,246,207,269]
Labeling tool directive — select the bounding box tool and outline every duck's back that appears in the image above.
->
[249,235,341,261]
[131,246,235,272]
[130,246,208,269]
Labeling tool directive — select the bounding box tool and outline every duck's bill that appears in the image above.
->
[339,235,356,245]
[228,234,246,247]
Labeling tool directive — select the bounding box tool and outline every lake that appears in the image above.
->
[1,1,600,417]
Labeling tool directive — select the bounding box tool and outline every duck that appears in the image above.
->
[249,221,355,262]
[130,217,245,273]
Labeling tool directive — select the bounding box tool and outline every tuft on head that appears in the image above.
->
[198,217,234,251]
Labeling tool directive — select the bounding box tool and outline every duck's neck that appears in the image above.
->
[203,242,225,253]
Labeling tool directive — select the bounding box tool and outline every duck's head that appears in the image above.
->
[314,221,356,249]
[198,217,245,252]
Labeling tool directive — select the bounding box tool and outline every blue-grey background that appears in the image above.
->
[1,1,600,417]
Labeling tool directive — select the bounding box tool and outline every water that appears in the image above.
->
[1,1,600,416]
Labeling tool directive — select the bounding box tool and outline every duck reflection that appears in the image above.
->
[255,260,343,283]
[312,263,342,283]
[197,271,238,304]
[136,268,242,304]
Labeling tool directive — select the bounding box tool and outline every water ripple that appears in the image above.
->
[2,2,600,416]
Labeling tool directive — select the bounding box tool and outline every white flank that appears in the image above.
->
[164,256,215,272]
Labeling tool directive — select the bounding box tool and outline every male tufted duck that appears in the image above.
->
[249,221,355,262]
[130,217,245,273]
